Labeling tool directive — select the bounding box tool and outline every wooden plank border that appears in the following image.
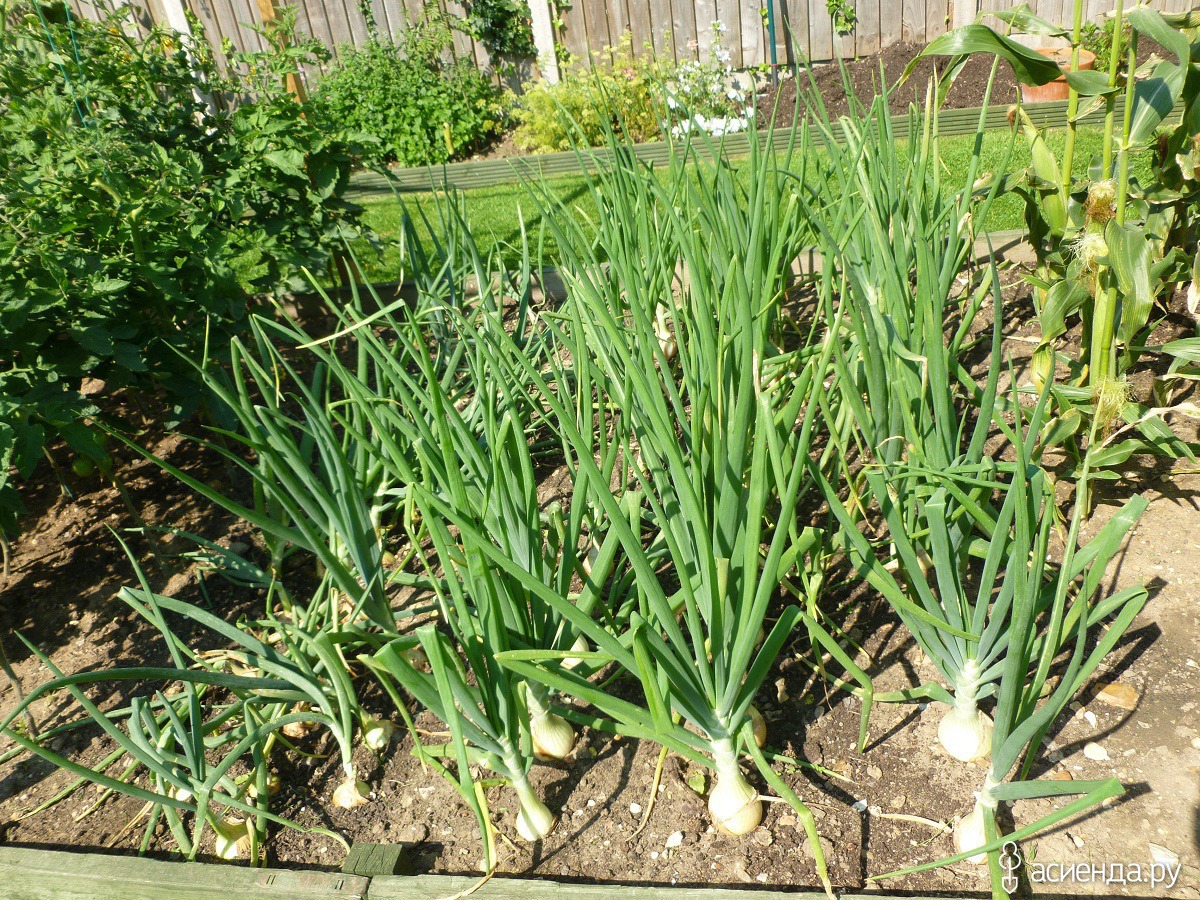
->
[0,845,962,900]
[0,847,368,900]
[346,96,1175,197]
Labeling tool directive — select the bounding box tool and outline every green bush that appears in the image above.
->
[312,17,504,166]
[512,34,664,152]
[0,2,367,534]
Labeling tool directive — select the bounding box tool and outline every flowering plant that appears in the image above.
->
[666,23,753,138]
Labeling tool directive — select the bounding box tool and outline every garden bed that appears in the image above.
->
[1,264,1197,897]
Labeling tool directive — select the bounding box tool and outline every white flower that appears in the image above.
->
[713,19,728,32]
[667,95,678,109]
[716,48,731,63]
[727,88,744,102]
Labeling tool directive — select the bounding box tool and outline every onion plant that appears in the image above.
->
[453,123,875,895]
[0,546,349,859]
[851,403,1147,898]
[362,304,627,864]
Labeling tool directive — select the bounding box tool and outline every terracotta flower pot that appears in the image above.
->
[1020,47,1096,103]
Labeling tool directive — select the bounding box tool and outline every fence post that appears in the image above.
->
[254,0,309,100]
[145,0,219,114]
[952,0,975,28]
[528,0,560,83]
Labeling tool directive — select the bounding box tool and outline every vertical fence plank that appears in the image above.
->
[877,0,899,53]
[582,0,615,57]
[782,0,810,66]
[645,0,673,58]
[694,0,717,59]
[900,0,920,40]
[670,0,699,60]
[739,0,763,66]
[925,0,945,40]
[710,0,739,66]
[606,0,631,54]
[807,0,833,60]
[559,0,592,63]
[856,0,881,57]
[625,0,653,55]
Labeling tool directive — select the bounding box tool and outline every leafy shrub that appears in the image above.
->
[512,34,664,152]
[0,2,367,534]
[312,16,504,166]
[512,28,752,153]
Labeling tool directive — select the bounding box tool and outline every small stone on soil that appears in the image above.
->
[1083,742,1110,761]
[1093,681,1140,710]
[665,831,683,849]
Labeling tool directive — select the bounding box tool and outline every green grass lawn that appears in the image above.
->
[352,124,1144,284]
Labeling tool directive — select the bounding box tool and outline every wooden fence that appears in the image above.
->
[65,0,1199,90]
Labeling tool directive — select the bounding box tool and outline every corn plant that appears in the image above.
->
[910,3,1200,476]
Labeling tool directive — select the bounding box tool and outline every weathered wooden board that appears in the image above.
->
[0,847,369,900]
[367,875,949,899]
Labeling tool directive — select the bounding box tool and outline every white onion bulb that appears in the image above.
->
[562,635,588,670]
[953,802,989,864]
[531,710,576,761]
[515,789,557,841]
[362,716,395,751]
[938,705,993,762]
[708,769,762,835]
[332,776,371,808]
[655,305,678,362]
[213,817,252,860]
[748,706,767,749]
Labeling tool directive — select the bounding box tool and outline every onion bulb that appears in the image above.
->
[212,817,253,860]
[282,702,316,740]
[708,768,762,835]
[332,776,371,808]
[531,710,576,761]
[513,781,557,842]
[247,773,281,799]
[938,705,993,762]
[748,706,767,749]
[362,716,395,751]
[953,802,989,865]
[655,304,678,362]
[528,687,576,761]
[563,635,588,670]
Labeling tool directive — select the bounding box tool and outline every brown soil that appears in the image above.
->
[1,283,1198,896]
[758,41,1022,127]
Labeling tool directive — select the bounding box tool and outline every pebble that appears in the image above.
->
[1069,833,1084,849]
[752,828,773,846]
[890,794,906,809]
[1083,710,1098,728]
[650,851,659,860]
[1149,843,1180,866]
[665,831,683,849]
[629,802,643,816]
[778,815,798,829]
[851,799,868,812]
[1050,768,1074,781]
[866,765,882,780]
[1192,737,1200,750]
[756,874,768,883]
[1083,742,1109,761]
[1093,681,1140,710]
